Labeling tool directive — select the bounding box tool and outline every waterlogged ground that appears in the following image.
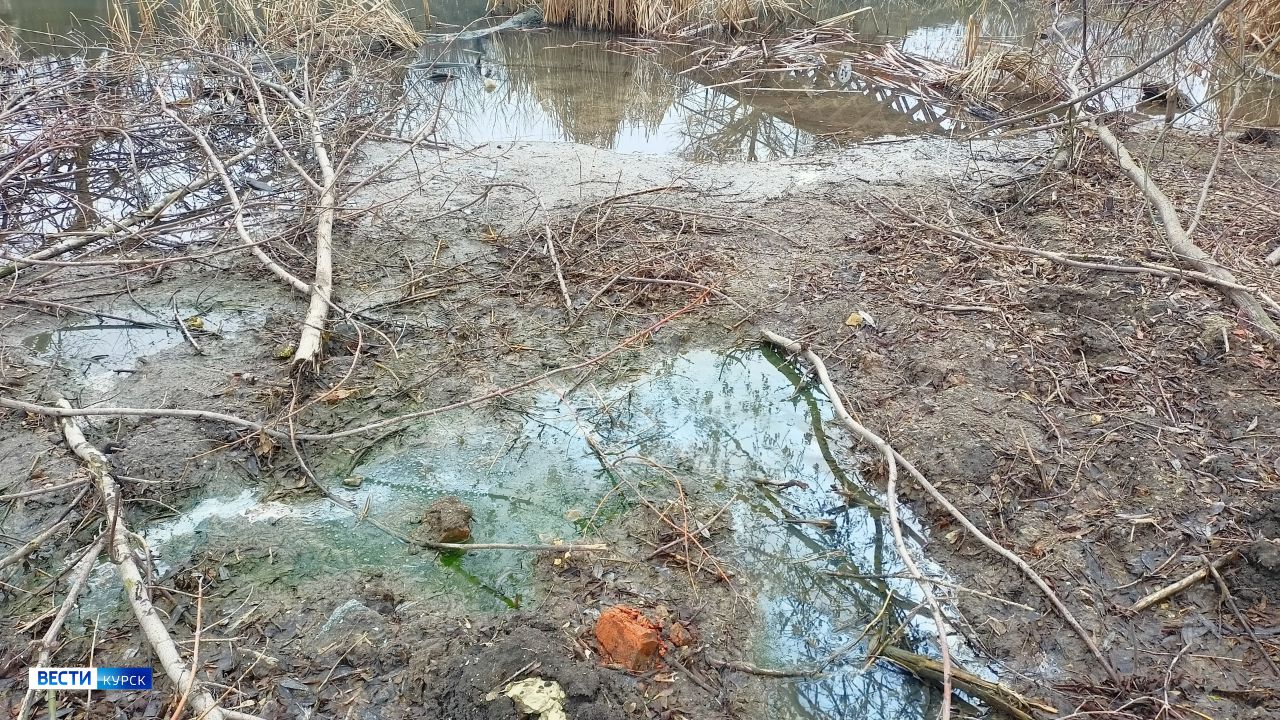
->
[23,306,258,392]
[4,2,1280,719]
[114,347,954,718]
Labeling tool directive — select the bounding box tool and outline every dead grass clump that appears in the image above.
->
[950,46,1066,103]
[123,0,424,52]
[1233,0,1280,56]
[492,0,790,35]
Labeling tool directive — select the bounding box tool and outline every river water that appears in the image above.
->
[3,0,1039,160]
[5,0,1276,160]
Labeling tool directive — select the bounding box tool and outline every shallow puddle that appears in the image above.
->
[23,306,253,391]
[123,347,965,717]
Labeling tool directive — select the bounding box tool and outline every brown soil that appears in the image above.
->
[2,128,1279,719]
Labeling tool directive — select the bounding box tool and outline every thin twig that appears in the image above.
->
[0,519,71,572]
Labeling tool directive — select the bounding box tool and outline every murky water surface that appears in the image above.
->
[23,305,255,391]
[3,0,1032,162]
[7,0,1276,168]
[98,347,962,718]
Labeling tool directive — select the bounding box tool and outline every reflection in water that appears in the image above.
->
[1217,54,1280,129]
[579,348,951,719]
[23,308,249,391]
[129,348,964,717]
[404,29,683,150]
[368,347,963,716]
[402,24,977,160]
[7,0,1273,164]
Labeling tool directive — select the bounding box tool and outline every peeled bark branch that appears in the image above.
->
[52,397,264,720]
[1092,123,1280,345]
[273,75,338,374]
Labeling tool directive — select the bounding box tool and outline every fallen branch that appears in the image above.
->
[52,396,265,720]
[1206,558,1280,677]
[545,225,574,316]
[617,276,747,311]
[289,111,337,372]
[4,298,170,328]
[1091,123,1280,344]
[709,659,819,678]
[260,69,339,375]
[34,536,105,664]
[0,478,89,502]
[766,329,954,715]
[18,536,107,720]
[901,298,1000,314]
[760,329,1122,685]
[158,104,310,295]
[876,198,1280,319]
[619,202,803,247]
[1129,549,1242,613]
[883,434,954,720]
[877,644,1059,720]
[420,541,609,552]
[173,301,204,355]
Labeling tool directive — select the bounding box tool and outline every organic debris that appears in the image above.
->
[416,495,475,543]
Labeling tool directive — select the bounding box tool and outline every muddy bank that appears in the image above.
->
[2,126,1279,720]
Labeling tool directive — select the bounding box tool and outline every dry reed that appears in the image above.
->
[1233,0,1280,57]
[176,0,228,47]
[950,46,1066,103]
[119,0,424,52]
[0,21,17,67]
[491,0,790,34]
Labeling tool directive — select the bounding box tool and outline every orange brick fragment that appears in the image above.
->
[595,605,661,671]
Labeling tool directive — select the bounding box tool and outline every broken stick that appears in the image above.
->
[877,644,1058,720]
[53,396,265,720]
[1092,123,1280,345]
[1129,549,1242,613]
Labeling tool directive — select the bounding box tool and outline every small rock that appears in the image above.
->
[667,621,694,648]
[342,476,363,488]
[595,605,661,672]
[417,495,473,543]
